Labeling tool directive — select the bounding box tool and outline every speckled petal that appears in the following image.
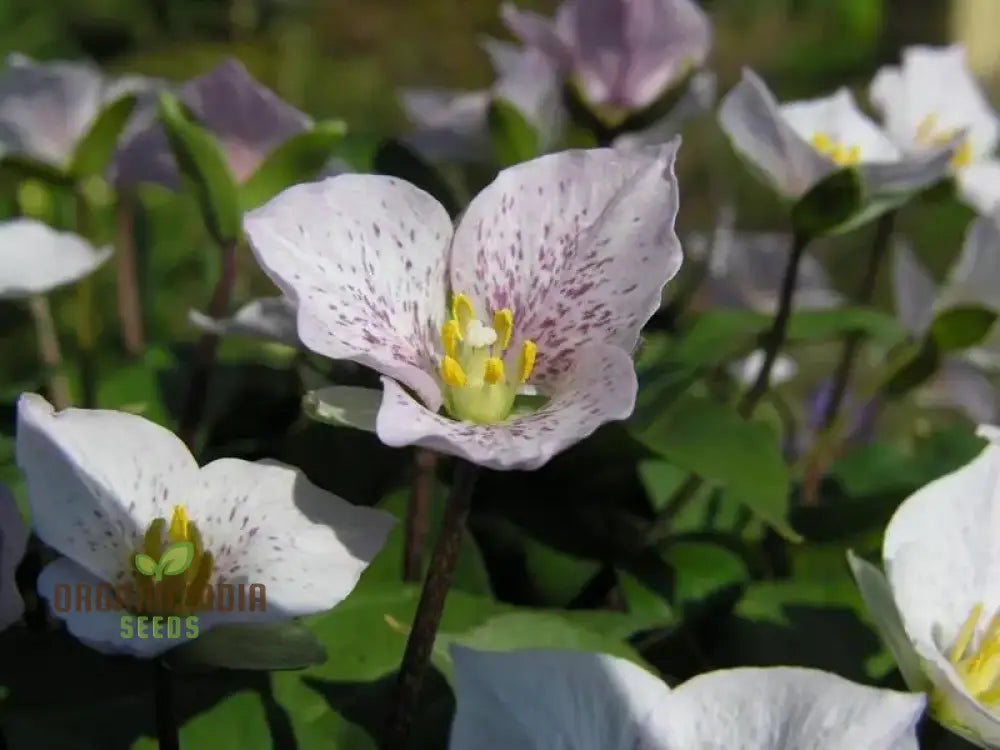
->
[243,174,453,411]
[0,483,27,631]
[188,296,300,348]
[375,343,637,471]
[0,53,104,165]
[646,666,925,749]
[567,0,712,110]
[15,393,198,584]
[719,68,832,198]
[0,219,111,300]
[184,458,395,626]
[449,646,670,750]
[37,557,174,658]
[448,145,682,387]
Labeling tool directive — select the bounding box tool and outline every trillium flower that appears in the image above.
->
[848,425,1000,747]
[0,218,111,299]
[890,213,1000,423]
[870,45,1000,215]
[112,58,311,189]
[0,53,153,168]
[719,69,954,206]
[15,393,395,658]
[449,646,926,749]
[612,70,717,150]
[401,38,565,164]
[188,296,300,349]
[500,0,712,114]
[244,144,683,471]
[0,482,28,632]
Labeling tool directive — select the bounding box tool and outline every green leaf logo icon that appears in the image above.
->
[135,542,195,581]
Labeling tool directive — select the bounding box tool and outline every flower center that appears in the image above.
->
[916,113,973,169]
[809,132,862,166]
[933,603,1000,720]
[438,293,537,424]
[131,505,215,616]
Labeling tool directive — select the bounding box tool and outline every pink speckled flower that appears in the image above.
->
[501,0,711,112]
[244,144,683,470]
[111,58,311,189]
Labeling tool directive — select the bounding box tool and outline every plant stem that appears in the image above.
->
[153,659,179,750]
[403,449,437,582]
[737,231,811,419]
[27,295,71,410]
[178,237,239,449]
[820,211,896,430]
[114,193,145,357]
[382,459,480,749]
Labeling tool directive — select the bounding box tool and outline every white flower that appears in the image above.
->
[188,296,300,349]
[870,45,1000,215]
[0,53,150,168]
[849,424,1000,747]
[243,145,683,471]
[719,69,951,202]
[0,219,111,300]
[0,482,28,632]
[14,393,395,658]
[449,646,926,749]
[728,348,797,388]
[613,70,717,150]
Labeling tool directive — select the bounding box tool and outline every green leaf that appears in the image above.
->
[165,621,327,672]
[131,691,272,750]
[0,154,74,187]
[488,98,539,167]
[664,540,750,607]
[70,94,138,177]
[792,166,863,239]
[880,339,939,397]
[631,394,799,541]
[133,553,157,577]
[157,91,241,245]
[929,305,999,351]
[158,541,195,578]
[239,120,348,210]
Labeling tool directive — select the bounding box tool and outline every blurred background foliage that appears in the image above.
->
[1,0,999,748]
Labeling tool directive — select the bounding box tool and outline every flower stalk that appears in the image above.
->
[153,659,179,750]
[27,294,71,410]
[404,448,438,582]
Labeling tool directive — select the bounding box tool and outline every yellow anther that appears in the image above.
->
[484,357,505,385]
[517,340,537,383]
[952,140,973,169]
[810,132,831,152]
[441,355,467,387]
[143,518,165,560]
[845,145,861,165]
[442,319,462,358]
[493,309,514,350]
[917,113,939,144]
[951,604,982,663]
[168,505,190,544]
[451,293,474,335]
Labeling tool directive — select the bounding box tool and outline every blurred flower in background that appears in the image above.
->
[0,218,110,299]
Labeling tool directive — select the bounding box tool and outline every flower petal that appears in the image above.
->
[882,434,1000,651]
[614,70,717,150]
[890,238,936,337]
[243,174,453,412]
[0,483,27,631]
[846,550,930,692]
[936,210,1000,314]
[957,160,1000,216]
[780,87,900,163]
[918,644,1000,747]
[870,45,999,160]
[188,296,300,348]
[375,343,637,471]
[0,219,111,300]
[399,88,492,163]
[728,350,797,387]
[187,458,394,625]
[718,68,832,198]
[499,3,572,70]
[37,557,175,658]
[15,393,197,583]
[919,357,997,424]
[303,385,381,432]
[647,666,925,749]
[493,47,566,152]
[0,53,104,165]
[448,646,670,750]
[448,144,682,387]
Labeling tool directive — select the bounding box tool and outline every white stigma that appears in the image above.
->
[465,319,498,348]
